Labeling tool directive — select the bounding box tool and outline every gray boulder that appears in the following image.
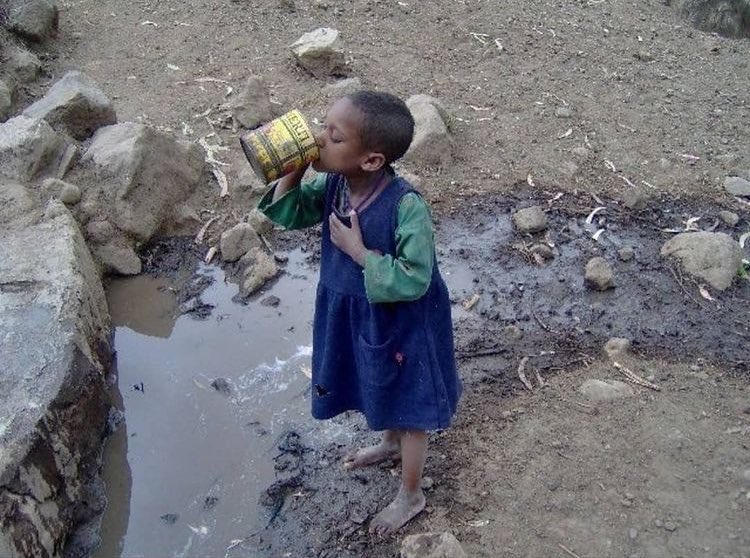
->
[661,231,743,291]
[579,379,635,402]
[8,0,59,42]
[0,80,12,122]
[400,532,467,558]
[290,27,348,78]
[7,48,42,84]
[0,207,111,558]
[230,75,275,129]
[585,257,615,290]
[80,122,205,242]
[0,180,42,227]
[221,222,262,262]
[23,71,117,140]
[404,94,452,167]
[724,176,750,196]
[678,0,750,38]
[513,206,548,234]
[0,115,72,182]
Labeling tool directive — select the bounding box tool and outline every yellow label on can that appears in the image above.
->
[240,109,320,183]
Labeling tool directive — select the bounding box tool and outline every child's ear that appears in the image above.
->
[360,152,386,172]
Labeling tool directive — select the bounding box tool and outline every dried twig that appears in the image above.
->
[613,361,661,391]
[558,543,583,558]
[517,357,533,391]
[194,216,219,245]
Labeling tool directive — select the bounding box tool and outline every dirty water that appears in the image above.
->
[95,250,353,558]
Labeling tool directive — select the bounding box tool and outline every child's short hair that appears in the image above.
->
[346,91,414,164]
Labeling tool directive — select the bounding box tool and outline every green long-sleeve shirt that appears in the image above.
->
[257,173,435,303]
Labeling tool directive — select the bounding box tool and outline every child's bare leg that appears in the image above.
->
[343,429,401,471]
[369,430,427,536]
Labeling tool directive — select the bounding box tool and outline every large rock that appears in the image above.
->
[230,75,275,129]
[400,532,467,558]
[290,27,348,78]
[0,180,42,227]
[8,0,59,42]
[0,206,112,558]
[660,231,743,291]
[23,72,117,141]
[79,122,205,242]
[404,94,452,167]
[7,48,42,84]
[0,80,12,122]
[0,115,72,182]
[678,0,750,38]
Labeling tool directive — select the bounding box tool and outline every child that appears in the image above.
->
[257,91,461,536]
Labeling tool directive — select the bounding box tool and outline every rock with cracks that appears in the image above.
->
[79,122,205,243]
[0,115,72,182]
[23,71,117,141]
[290,27,348,78]
[0,206,112,558]
[400,532,468,558]
[660,231,743,291]
[404,94,453,167]
[240,247,279,296]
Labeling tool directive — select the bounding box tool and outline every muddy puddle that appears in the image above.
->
[96,250,356,558]
[93,193,748,558]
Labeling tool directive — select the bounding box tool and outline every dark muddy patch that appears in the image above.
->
[224,190,749,558]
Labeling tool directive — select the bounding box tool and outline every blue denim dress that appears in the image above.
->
[311,174,461,431]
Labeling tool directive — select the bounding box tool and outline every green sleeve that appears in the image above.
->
[256,172,328,230]
[364,192,435,303]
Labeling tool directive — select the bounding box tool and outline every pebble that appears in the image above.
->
[421,476,435,490]
[664,521,677,532]
[555,106,573,118]
[618,246,635,262]
[629,528,638,540]
[719,210,739,226]
[60,183,82,205]
[655,519,664,528]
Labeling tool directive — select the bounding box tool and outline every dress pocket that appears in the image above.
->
[356,334,401,387]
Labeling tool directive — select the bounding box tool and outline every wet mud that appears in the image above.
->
[101,191,748,558]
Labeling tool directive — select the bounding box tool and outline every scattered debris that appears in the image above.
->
[613,361,661,391]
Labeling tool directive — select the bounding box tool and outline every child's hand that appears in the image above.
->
[329,210,368,266]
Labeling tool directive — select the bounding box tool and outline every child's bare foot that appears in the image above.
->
[342,440,400,471]
[369,487,426,536]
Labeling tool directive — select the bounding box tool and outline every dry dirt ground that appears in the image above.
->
[19,0,750,556]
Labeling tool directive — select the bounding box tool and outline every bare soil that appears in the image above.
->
[23,0,750,556]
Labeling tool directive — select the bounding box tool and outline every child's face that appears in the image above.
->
[313,98,383,176]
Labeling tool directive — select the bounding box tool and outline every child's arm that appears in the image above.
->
[257,167,327,230]
[364,193,434,303]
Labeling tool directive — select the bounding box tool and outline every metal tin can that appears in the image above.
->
[239,109,320,184]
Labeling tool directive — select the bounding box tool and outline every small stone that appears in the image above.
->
[635,50,655,62]
[621,188,648,210]
[621,499,633,507]
[555,106,573,118]
[421,476,435,490]
[401,532,467,558]
[719,210,739,227]
[572,146,590,158]
[9,49,42,84]
[664,521,677,532]
[618,246,635,262]
[210,378,232,396]
[289,27,348,78]
[584,257,615,290]
[60,183,81,205]
[530,244,554,260]
[604,337,631,359]
[629,528,638,540]
[724,176,750,196]
[655,519,664,528]
[512,206,548,234]
[86,220,116,244]
[742,469,750,483]
[220,222,261,262]
[261,295,281,307]
[504,325,523,341]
